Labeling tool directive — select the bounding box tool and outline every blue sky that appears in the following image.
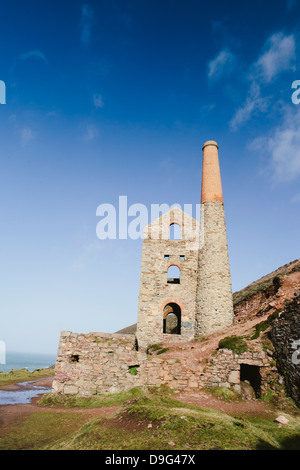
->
[1,0,300,355]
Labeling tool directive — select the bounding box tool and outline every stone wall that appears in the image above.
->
[53,331,205,396]
[203,347,275,397]
[53,330,276,398]
[270,292,300,407]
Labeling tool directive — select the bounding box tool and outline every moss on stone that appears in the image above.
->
[218,336,248,354]
[250,309,282,340]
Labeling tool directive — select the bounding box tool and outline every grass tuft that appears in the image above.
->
[218,336,248,354]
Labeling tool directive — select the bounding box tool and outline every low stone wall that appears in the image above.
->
[203,348,274,396]
[53,331,206,395]
[53,330,276,398]
[53,332,144,396]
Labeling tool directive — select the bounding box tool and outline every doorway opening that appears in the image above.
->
[163,303,181,334]
[240,364,261,398]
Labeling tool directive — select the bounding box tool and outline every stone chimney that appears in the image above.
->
[201,141,223,204]
[196,141,234,335]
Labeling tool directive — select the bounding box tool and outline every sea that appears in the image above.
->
[0,351,57,373]
[0,351,57,405]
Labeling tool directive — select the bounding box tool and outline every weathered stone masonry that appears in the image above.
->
[53,332,205,395]
[270,292,300,407]
[135,206,200,350]
[53,330,274,397]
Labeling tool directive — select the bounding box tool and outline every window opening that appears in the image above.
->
[167,265,180,284]
[169,223,181,240]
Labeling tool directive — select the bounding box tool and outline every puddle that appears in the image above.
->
[0,379,52,405]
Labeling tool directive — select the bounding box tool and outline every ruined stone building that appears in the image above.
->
[53,141,237,396]
[136,140,234,350]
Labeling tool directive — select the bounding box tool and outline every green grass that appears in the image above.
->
[250,310,282,340]
[2,386,300,450]
[0,368,54,386]
[208,387,241,402]
[147,344,169,355]
[218,335,248,354]
[40,387,143,408]
[0,412,88,450]
[156,348,169,355]
[48,388,300,450]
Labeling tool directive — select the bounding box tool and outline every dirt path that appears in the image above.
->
[162,315,270,363]
[176,390,275,418]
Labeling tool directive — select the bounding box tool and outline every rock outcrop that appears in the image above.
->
[270,292,300,408]
[233,259,300,323]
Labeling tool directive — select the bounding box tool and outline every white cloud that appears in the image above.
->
[252,32,296,83]
[93,93,104,109]
[82,123,98,142]
[230,82,269,130]
[20,50,47,63]
[46,111,58,117]
[229,31,296,130]
[208,48,236,81]
[20,127,36,147]
[286,0,297,12]
[251,106,300,182]
[72,240,103,269]
[10,50,47,74]
[81,4,94,46]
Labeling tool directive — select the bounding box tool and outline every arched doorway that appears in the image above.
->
[163,302,181,334]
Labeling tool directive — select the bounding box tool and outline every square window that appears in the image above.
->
[180,255,185,261]
[164,255,169,260]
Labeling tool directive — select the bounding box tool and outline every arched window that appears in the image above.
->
[167,265,180,284]
[163,303,181,335]
[169,223,181,240]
